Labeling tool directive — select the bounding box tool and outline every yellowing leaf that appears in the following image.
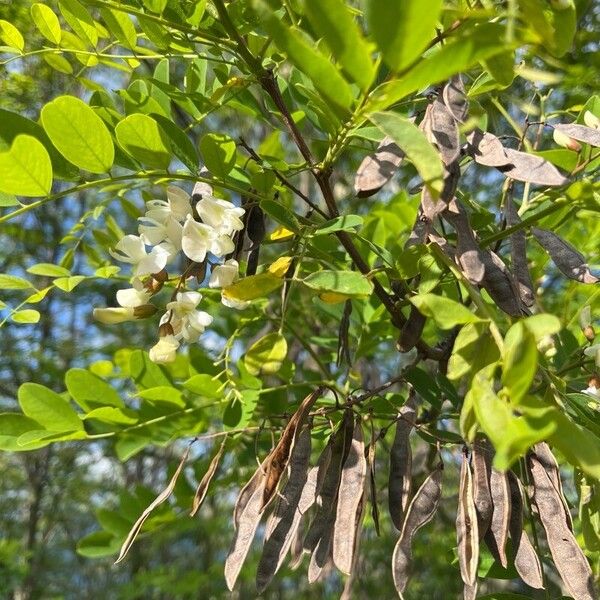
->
[269,226,294,241]
[223,273,284,302]
[319,292,353,304]
[244,332,288,376]
[268,256,293,278]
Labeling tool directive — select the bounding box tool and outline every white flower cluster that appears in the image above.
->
[93,185,249,364]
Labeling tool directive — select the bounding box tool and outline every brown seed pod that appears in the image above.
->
[190,437,226,517]
[405,208,431,249]
[367,438,381,536]
[463,583,478,600]
[337,299,352,367]
[425,97,461,166]
[388,393,418,530]
[397,306,426,353]
[392,461,444,596]
[333,418,367,575]
[498,148,567,186]
[256,424,312,593]
[354,136,405,197]
[529,453,596,600]
[484,468,511,568]
[506,470,544,589]
[506,198,535,307]
[457,449,479,586]
[532,228,599,284]
[442,74,469,123]
[554,123,600,148]
[471,439,493,539]
[467,129,510,167]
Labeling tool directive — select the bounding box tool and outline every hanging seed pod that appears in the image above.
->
[368,437,381,536]
[419,162,460,220]
[554,123,600,147]
[484,468,511,568]
[533,442,573,530]
[246,247,260,276]
[467,129,510,167]
[256,425,312,593]
[246,205,266,248]
[234,459,267,529]
[506,198,535,307]
[354,136,406,197]
[471,439,493,539]
[529,453,596,600]
[289,512,307,570]
[392,461,444,596]
[388,393,418,530]
[426,97,461,166]
[463,583,478,600]
[442,74,469,123]
[397,307,426,353]
[190,437,227,517]
[405,208,431,249]
[337,300,352,367]
[532,228,599,284]
[498,148,568,186]
[333,418,367,575]
[457,449,479,586]
[506,470,544,589]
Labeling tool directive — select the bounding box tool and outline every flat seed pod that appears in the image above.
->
[472,439,493,539]
[288,512,307,570]
[532,228,598,284]
[426,97,461,166]
[388,394,418,530]
[246,205,265,248]
[506,470,544,589]
[234,459,268,529]
[533,442,573,530]
[397,306,426,353]
[463,583,478,600]
[367,439,381,536]
[442,75,469,123]
[354,135,405,197]
[480,249,524,317]
[457,449,479,586]
[299,444,333,515]
[337,299,352,366]
[529,454,596,600]
[333,419,367,575]
[392,461,444,596]
[499,148,567,186]
[419,160,459,220]
[555,123,600,147]
[506,199,535,307]
[256,425,312,593]
[484,468,511,568]
[190,437,226,517]
[467,129,510,167]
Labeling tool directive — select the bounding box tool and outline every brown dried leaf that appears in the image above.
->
[388,394,418,530]
[442,75,469,123]
[529,453,596,600]
[457,450,479,586]
[392,461,444,596]
[507,470,544,589]
[472,439,493,539]
[555,123,600,148]
[333,418,367,575]
[467,129,510,167]
[499,148,568,186]
[532,228,599,284]
[190,437,226,517]
[506,199,535,307]
[116,446,190,564]
[354,136,405,197]
[484,468,511,568]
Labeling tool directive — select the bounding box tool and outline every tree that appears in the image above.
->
[0,0,599,598]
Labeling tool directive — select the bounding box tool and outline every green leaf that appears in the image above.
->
[223,389,259,430]
[0,20,24,51]
[502,322,538,404]
[53,275,85,292]
[260,199,301,234]
[199,133,236,178]
[517,313,561,340]
[314,215,363,236]
[115,434,151,461]
[41,96,114,173]
[0,413,45,451]
[304,0,375,90]
[130,350,171,389]
[183,374,221,398]
[65,368,124,411]
[410,294,483,329]
[151,114,199,173]
[254,0,354,110]
[0,192,19,207]
[135,386,185,407]
[520,0,576,57]
[244,332,288,376]
[115,113,171,169]
[18,383,83,432]
[223,272,284,302]
[82,407,138,425]
[100,8,136,49]
[31,4,62,44]
[43,53,74,74]
[448,322,500,382]
[302,270,374,297]
[0,274,34,290]
[59,0,98,47]
[76,531,120,558]
[369,112,444,197]
[366,0,442,72]
[27,263,71,277]
[11,309,41,324]
[0,135,52,196]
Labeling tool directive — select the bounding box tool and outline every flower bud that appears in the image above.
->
[584,325,596,342]
[149,335,179,364]
[93,307,135,324]
[553,128,581,152]
[583,111,600,130]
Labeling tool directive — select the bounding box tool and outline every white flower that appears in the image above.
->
[109,235,170,276]
[164,291,213,342]
[181,217,216,263]
[584,344,600,367]
[93,307,135,324]
[221,294,250,310]
[145,186,192,225]
[197,196,245,236]
[116,278,151,308]
[138,216,183,249]
[149,335,180,363]
[209,259,240,288]
[582,385,600,398]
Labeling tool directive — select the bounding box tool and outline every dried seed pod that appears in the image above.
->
[442,74,468,123]
[405,208,431,249]
[388,394,418,530]
[532,228,599,284]
[368,438,381,536]
[234,459,267,529]
[484,468,511,568]
[246,247,260,276]
[246,205,265,248]
[467,129,510,167]
[457,449,479,586]
[529,453,596,600]
[426,97,461,166]
[256,425,312,593]
[190,437,226,517]
[463,583,478,600]
[397,306,426,353]
[333,418,367,575]
[337,299,352,366]
[289,512,307,570]
[506,198,535,307]
[116,446,190,563]
[554,123,600,148]
[299,444,333,515]
[499,148,568,186]
[506,470,544,589]
[472,439,493,539]
[419,157,460,220]
[392,461,444,596]
[354,136,405,197]
[533,442,573,530]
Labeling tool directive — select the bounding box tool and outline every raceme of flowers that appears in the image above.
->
[93,184,249,363]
